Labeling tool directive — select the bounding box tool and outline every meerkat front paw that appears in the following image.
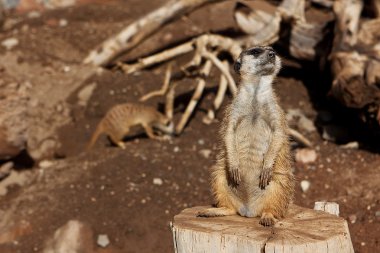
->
[259,167,273,189]
[259,212,277,227]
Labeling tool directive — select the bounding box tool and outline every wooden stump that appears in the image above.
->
[171,203,354,253]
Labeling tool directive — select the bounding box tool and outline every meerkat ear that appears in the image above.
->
[234,59,241,73]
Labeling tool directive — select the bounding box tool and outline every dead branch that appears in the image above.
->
[140,64,172,102]
[203,60,229,124]
[234,3,281,46]
[119,34,242,74]
[288,128,312,148]
[176,60,213,134]
[84,0,224,66]
[200,50,237,95]
[279,0,306,21]
[332,0,363,50]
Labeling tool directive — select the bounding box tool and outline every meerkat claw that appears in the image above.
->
[259,168,272,189]
[230,167,241,185]
[259,212,277,226]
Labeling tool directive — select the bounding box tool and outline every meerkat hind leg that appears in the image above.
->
[109,132,127,149]
[197,207,236,217]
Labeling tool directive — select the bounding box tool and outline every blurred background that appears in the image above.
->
[0,0,379,252]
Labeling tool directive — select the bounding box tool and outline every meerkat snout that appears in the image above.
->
[234,46,281,77]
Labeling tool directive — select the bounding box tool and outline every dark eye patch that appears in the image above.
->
[234,60,241,73]
[247,48,264,56]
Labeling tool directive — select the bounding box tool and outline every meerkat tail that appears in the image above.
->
[197,207,236,217]
[86,123,103,151]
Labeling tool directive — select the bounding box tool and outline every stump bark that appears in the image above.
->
[171,203,354,253]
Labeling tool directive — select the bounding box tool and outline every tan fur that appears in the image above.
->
[86,103,173,150]
[198,47,294,226]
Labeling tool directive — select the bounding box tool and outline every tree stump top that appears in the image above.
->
[172,204,354,253]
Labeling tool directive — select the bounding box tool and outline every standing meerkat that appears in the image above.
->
[86,103,173,150]
[198,46,294,226]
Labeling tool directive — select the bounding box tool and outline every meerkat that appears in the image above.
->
[86,103,173,150]
[198,46,294,226]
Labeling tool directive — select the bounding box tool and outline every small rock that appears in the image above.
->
[43,220,94,253]
[348,214,357,224]
[39,160,53,168]
[199,149,211,159]
[0,161,13,179]
[1,38,19,50]
[63,66,71,72]
[0,171,30,196]
[28,11,41,19]
[173,146,180,153]
[59,19,68,27]
[300,180,310,192]
[97,234,110,248]
[295,148,317,164]
[375,211,380,217]
[153,178,163,186]
[77,83,97,107]
[198,139,205,145]
[340,141,359,149]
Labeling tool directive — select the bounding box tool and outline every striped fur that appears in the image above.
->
[86,103,172,150]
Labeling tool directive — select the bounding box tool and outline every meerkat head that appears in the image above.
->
[234,46,281,78]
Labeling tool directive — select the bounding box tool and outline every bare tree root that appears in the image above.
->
[119,34,242,74]
[200,50,237,95]
[140,64,172,102]
[288,128,312,148]
[203,60,229,125]
[176,60,213,134]
[84,0,225,66]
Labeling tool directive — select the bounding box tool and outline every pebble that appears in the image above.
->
[295,148,317,164]
[198,139,205,145]
[77,83,97,107]
[153,178,163,186]
[97,234,110,247]
[300,180,310,192]
[340,141,359,149]
[39,160,53,168]
[375,211,380,217]
[173,146,180,153]
[1,38,19,50]
[0,162,13,179]
[63,66,71,72]
[27,11,41,19]
[199,149,211,159]
[59,19,68,27]
[348,214,357,224]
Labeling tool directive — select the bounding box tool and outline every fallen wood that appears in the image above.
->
[172,202,354,253]
[332,0,363,50]
[119,34,242,74]
[83,0,224,66]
